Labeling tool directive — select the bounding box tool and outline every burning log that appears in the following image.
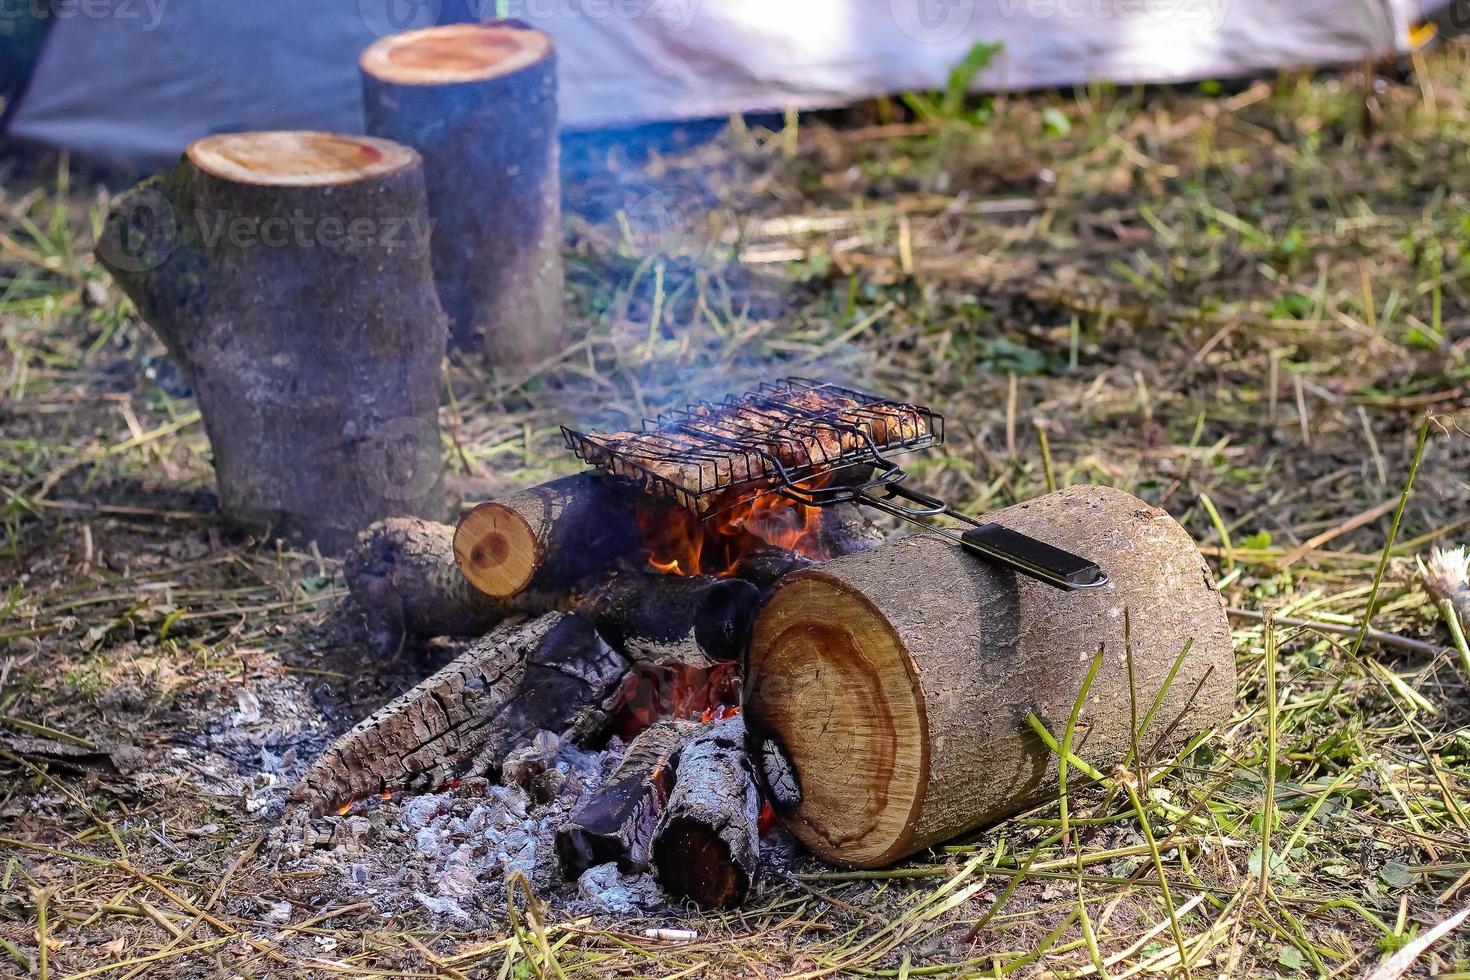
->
[745,485,1236,868]
[290,612,626,818]
[652,714,761,910]
[556,717,696,876]
[575,568,762,665]
[361,22,564,364]
[95,131,447,551]
[345,517,526,653]
[732,546,816,590]
[454,474,641,599]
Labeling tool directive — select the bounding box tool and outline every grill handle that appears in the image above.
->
[856,484,1109,592]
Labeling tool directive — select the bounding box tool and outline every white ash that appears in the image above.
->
[274,732,686,921]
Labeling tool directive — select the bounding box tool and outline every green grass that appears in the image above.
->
[1,43,1469,978]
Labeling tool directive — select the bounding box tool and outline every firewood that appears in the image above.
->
[361,22,564,364]
[745,485,1236,868]
[344,517,528,654]
[733,546,816,589]
[556,717,698,876]
[574,568,762,665]
[290,612,626,818]
[652,715,761,910]
[454,474,641,599]
[95,131,447,551]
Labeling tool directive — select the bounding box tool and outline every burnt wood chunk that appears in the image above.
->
[733,546,816,590]
[454,474,641,599]
[575,569,761,665]
[556,718,697,876]
[289,612,627,817]
[652,715,761,910]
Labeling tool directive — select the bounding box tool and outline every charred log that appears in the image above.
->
[652,715,761,910]
[289,612,626,818]
[575,568,761,665]
[733,546,816,590]
[454,474,641,599]
[556,718,697,876]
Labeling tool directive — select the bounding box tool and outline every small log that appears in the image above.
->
[733,546,816,590]
[745,485,1236,868]
[575,568,761,665]
[344,517,523,653]
[290,612,626,818]
[811,501,887,557]
[652,715,761,910]
[454,474,641,599]
[556,718,697,876]
[361,22,565,363]
[95,131,447,552]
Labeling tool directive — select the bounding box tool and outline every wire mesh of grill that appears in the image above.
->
[562,378,943,513]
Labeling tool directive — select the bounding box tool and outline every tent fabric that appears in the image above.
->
[4,0,1436,170]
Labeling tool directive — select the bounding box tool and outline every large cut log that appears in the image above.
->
[652,715,761,910]
[454,474,641,599]
[290,612,626,818]
[745,485,1236,868]
[361,22,564,364]
[95,131,447,552]
[575,568,761,665]
[345,517,526,653]
[556,718,697,876]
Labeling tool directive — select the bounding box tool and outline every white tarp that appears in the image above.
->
[6,0,1432,169]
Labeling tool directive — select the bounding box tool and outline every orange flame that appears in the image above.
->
[638,478,833,578]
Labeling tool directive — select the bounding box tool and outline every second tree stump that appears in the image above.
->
[361,22,565,365]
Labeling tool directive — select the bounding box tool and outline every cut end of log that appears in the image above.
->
[652,819,748,911]
[745,574,926,868]
[455,501,538,598]
[186,131,418,187]
[360,23,552,86]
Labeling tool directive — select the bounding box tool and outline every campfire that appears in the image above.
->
[283,379,1234,914]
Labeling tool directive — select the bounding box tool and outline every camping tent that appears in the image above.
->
[2,0,1442,170]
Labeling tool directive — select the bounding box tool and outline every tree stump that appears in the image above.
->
[745,485,1236,868]
[361,22,565,364]
[95,131,448,552]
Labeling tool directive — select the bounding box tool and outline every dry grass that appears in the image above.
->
[3,42,1470,978]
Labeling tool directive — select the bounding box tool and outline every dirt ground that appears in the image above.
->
[3,42,1470,978]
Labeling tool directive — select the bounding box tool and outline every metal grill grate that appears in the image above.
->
[562,378,943,513]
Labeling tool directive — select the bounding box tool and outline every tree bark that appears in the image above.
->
[94,131,448,553]
[745,485,1236,868]
[290,612,626,818]
[652,715,761,910]
[556,717,697,876]
[361,22,564,364]
[454,473,641,599]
